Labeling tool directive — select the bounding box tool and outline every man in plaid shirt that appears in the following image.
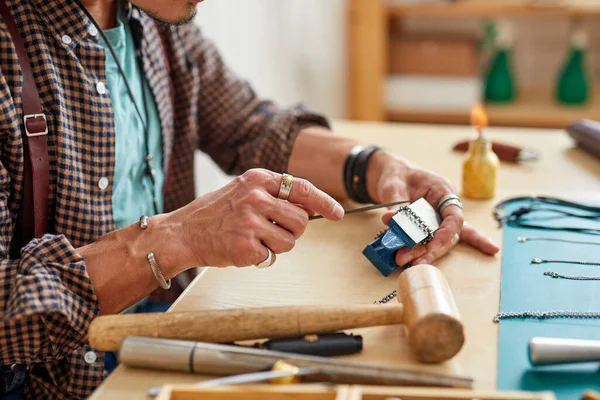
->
[0,0,499,398]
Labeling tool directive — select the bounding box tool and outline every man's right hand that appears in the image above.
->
[166,169,344,269]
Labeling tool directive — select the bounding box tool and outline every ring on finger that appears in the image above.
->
[254,248,274,269]
[437,194,463,214]
[451,233,460,247]
[278,173,294,201]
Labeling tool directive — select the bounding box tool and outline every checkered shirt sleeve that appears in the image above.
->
[0,234,102,399]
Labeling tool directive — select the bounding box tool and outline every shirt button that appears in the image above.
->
[96,82,106,95]
[98,177,109,190]
[88,25,99,37]
[61,34,72,45]
[84,351,97,364]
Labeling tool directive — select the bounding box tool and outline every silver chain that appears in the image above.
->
[519,236,600,246]
[544,271,600,281]
[531,258,600,266]
[398,206,434,244]
[493,310,600,323]
[373,290,396,304]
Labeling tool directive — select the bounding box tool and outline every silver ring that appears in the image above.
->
[437,194,463,214]
[254,248,273,269]
[451,233,460,247]
[277,173,294,201]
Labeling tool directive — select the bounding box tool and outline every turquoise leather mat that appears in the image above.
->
[497,201,600,398]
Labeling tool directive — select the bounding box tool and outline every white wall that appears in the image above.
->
[192,0,346,196]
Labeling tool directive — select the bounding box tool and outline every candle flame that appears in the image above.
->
[471,103,488,129]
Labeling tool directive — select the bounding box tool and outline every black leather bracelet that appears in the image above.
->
[343,145,364,202]
[350,146,382,204]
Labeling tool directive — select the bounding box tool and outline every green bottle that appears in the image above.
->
[484,20,517,103]
[556,25,589,105]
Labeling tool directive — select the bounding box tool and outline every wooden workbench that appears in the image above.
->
[89,120,600,399]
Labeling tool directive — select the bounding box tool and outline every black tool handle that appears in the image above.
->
[255,333,363,357]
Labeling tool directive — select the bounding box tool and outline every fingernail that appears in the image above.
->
[334,203,345,219]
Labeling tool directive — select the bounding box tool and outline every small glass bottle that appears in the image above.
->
[462,105,499,200]
[462,136,499,200]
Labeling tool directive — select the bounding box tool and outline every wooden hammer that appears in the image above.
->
[88,264,464,363]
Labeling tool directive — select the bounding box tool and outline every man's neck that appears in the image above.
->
[78,0,119,30]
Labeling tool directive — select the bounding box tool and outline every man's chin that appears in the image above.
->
[141,5,198,27]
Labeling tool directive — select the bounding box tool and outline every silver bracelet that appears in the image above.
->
[139,216,171,290]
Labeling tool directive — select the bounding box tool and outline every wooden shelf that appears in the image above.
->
[387,0,600,19]
[387,87,600,129]
[347,0,600,127]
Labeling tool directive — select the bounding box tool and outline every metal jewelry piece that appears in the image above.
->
[139,215,149,230]
[493,310,600,323]
[139,216,171,290]
[253,248,274,269]
[373,290,397,304]
[451,233,460,247]
[277,173,294,201]
[398,205,435,244]
[544,271,600,281]
[363,198,441,277]
[146,252,172,290]
[531,258,600,266]
[518,236,600,246]
[437,194,463,214]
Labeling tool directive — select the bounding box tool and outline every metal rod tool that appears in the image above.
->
[308,200,409,221]
[119,337,473,391]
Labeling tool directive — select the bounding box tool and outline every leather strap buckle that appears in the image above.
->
[24,114,48,137]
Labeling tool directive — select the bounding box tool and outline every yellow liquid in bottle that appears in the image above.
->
[462,137,499,200]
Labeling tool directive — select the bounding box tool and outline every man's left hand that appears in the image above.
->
[366,151,500,267]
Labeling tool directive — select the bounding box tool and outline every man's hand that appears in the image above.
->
[366,151,500,266]
[169,169,344,269]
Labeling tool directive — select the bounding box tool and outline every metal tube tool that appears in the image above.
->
[119,337,473,394]
[528,337,600,366]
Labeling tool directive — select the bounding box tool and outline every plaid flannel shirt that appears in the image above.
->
[0,0,328,398]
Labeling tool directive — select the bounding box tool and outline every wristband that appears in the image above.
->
[343,145,364,202]
[351,146,382,204]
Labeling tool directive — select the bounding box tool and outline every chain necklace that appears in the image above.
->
[518,236,600,246]
[398,206,434,244]
[373,290,396,304]
[493,310,600,323]
[531,258,600,266]
[544,271,600,281]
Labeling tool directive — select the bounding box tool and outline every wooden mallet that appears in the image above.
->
[88,264,464,363]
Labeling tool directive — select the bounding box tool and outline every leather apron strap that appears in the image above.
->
[0,0,50,257]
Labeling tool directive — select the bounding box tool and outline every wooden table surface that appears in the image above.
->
[90,120,600,399]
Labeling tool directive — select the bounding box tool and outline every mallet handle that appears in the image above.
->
[89,304,404,351]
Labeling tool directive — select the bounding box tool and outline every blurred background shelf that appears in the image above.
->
[387,87,600,128]
[348,0,600,129]
[387,0,600,19]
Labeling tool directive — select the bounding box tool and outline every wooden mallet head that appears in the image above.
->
[89,264,464,364]
[396,264,464,363]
